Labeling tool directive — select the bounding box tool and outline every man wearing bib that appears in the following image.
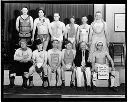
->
[88,11,109,62]
[61,40,76,87]
[49,13,66,50]
[32,8,50,50]
[47,40,62,87]
[74,41,92,91]
[65,16,79,50]
[16,7,33,45]
[92,41,118,92]
[28,39,48,88]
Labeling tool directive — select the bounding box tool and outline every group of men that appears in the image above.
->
[8,6,118,92]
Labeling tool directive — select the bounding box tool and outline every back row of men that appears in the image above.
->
[9,38,118,92]
[16,6,109,53]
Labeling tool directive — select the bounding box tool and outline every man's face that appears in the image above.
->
[52,40,59,48]
[38,10,44,18]
[66,43,72,50]
[21,42,27,49]
[82,17,87,24]
[37,44,43,51]
[54,13,60,21]
[70,18,75,24]
[95,13,102,20]
[96,42,103,51]
[21,8,28,15]
[80,42,86,50]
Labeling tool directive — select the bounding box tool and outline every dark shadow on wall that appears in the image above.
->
[47,15,54,22]
[87,15,94,25]
[8,10,20,61]
[75,18,81,25]
[29,9,38,20]
[63,18,70,25]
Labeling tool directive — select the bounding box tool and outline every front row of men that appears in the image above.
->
[9,39,118,92]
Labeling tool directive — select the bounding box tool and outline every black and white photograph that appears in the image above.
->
[2,2,126,99]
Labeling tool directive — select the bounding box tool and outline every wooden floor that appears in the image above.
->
[3,58,126,98]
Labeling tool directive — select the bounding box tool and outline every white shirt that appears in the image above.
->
[33,18,50,34]
[50,21,65,41]
[14,47,32,61]
[32,50,47,66]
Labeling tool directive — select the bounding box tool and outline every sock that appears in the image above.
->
[29,76,33,82]
[10,76,15,85]
[22,76,28,86]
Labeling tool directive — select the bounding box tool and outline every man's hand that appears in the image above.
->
[31,37,34,42]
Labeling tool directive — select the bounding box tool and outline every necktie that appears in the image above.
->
[81,50,85,66]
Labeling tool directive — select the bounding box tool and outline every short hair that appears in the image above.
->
[52,39,59,44]
[70,16,75,19]
[80,41,87,46]
[21,6,28,10]
[95,41,103,47]
[96,11,102,14]
[19,39,27,45]
[38,7,46,16]
[82,16,88,20]
[65,40,72,46]
[54,13,59,16]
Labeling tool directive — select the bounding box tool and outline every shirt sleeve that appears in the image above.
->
[73,50,76,58]
[14,49,22,61]
[44,51,48,63]
[26,48,32,61]
[61,49,65,60]
[16,16,20,31]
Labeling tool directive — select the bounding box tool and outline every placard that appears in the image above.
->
[114,13,125,32]
[98,65,109,79]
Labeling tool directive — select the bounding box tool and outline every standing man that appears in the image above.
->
[9,39,32,88]
[77,16,90,45]
[49,13,66,50]
[32,8,50,50]
[88,11,109,62]
[16,7,33,45]
[65,16,79,50]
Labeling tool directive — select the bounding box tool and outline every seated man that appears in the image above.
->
[74,41,92,90]
[47,40,62,87]
[28,39,48,88]
[91,41,118,92]
[61,40,76,87]
[9,39,32,88]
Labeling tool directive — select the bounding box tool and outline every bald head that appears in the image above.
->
[80,41,87,50]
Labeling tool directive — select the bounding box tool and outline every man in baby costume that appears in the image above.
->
[91,41,118,92]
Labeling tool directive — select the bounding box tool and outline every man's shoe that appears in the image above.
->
[9,84,15,88]
[61,80,65,87]
[87,86,91,91]
[70,81,75,88]
[29,81,34,88]
[43,77,48,88]
[22,84,29,89]
[92,85,97,92]
[111,86,118,92]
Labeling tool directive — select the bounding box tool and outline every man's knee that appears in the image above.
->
[24,72,29,78]
[57,67,61,75]
[29,65,35,72]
